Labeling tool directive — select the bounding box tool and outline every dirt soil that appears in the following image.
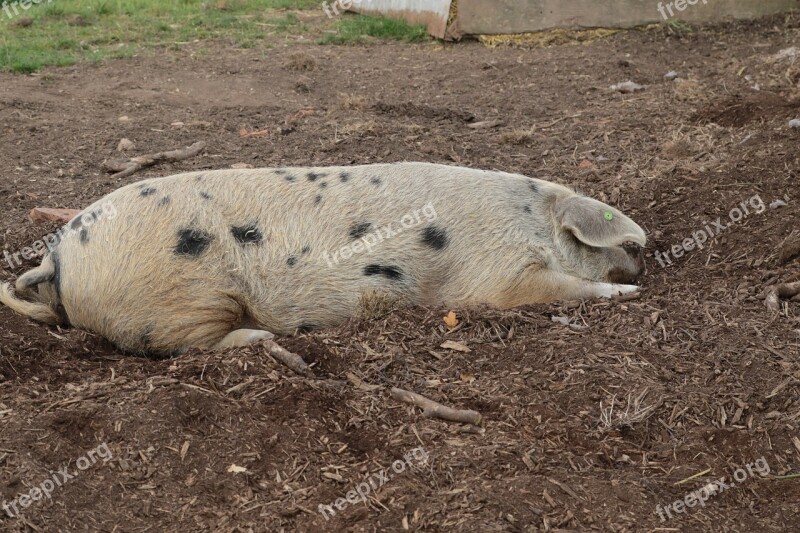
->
[1,13,800,533]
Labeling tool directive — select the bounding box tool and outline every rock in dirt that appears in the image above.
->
[610,81,645,93]
[117,138,135,152]
[770,199,787,209]
[29,207,81,224]
[467,119,504,130]
[770,47,799,63]
[664,71,679,81]
[789,119,800,129]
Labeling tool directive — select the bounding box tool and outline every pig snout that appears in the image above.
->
[608,242,645,284]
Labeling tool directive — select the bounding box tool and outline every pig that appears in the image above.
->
[0,162,646,356]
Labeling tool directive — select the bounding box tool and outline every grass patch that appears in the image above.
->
[664,19,693,36]
[0,1,431,73]
[0,0,319,73]
[321,14,429,44]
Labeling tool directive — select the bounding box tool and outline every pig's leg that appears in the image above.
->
[487,266,639,308]
[214,329,275,350]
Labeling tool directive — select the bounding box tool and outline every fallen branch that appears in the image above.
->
[764,281,800,312]
[103,141,206,180]
[262,339,311,376]
[390,387,482,426]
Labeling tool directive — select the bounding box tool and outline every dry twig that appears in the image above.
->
[262,340,311,376]
[390,387,482,426]
[103,141,206,179]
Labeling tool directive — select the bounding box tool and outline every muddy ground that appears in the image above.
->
[1,13,799,533]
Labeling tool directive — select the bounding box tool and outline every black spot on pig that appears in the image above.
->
[319,181,328,189]
[79,229,89,244]
[307,172,324,182]
[70,208,102,232]
[51,252,70,326]
[160,196,171,207]
[55,303,70,327]
[523,205,532,214]
[529,182,538,194]
[301,245,311,255]
[315,195,322,205]
[285,175,297,183]
[194,175,204,181]
[340,172,351,182]
[349,222,372,239]
[364,264,403,280]
[175,229,213,257]
[370,177,382,186]
[200,192,212,200]
[421,226,448,250]
[52,251,63,300]
[140,187,156,197]
[275,169,287,175]
[231,224,263,245]
[287,256,297,267]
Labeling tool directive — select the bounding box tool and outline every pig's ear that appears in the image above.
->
[554,196,646,248]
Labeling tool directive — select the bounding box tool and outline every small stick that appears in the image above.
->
[539,112,582,130]
[390,387,482,426]
[103,141,206,179]
[765,281,800,312]
[263,339,311,376]
[771,474,800,481]
[674,467,712,485]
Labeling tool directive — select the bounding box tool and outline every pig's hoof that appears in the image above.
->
[611,284,639,295]
[215,329,276,350]
[594,282,639,298]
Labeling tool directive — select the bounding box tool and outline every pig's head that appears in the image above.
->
[551,195,647,284]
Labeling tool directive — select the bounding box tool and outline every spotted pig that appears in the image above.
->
[0,162,647,355]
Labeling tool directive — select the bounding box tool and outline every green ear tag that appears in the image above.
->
[604,211,614,221]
